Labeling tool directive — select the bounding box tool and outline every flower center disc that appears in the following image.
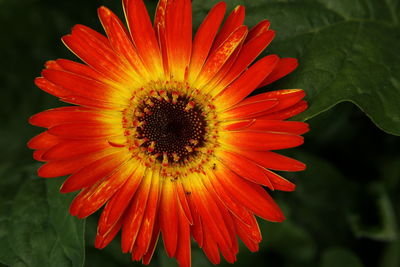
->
[136,93,206,164]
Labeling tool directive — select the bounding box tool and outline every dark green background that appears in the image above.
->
[1,0,399,266]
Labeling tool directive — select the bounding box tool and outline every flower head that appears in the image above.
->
[29,0,308,266]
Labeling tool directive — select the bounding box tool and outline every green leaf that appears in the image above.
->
[282,151,358,245]
[320,248,364,267]
[0,165,85,267]
[381,239,400,267]
[259,220,316,263]
[193,0,400,135]
[349,184,398,241]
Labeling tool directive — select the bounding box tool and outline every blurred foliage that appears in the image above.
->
[0,0,399,267]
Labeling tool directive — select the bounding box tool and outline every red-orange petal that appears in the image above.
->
[258,57,299,87]
[131,173,161,261]
[191,176,234,251]
[98,6,148,79]
[188,2,226,82]
[121,177,151,253]
[48,122,120,139]
[160,180,179,257]
[205,172,254,226]
[34,77,70,98]
[238,150,306,171]
[28,131,60,150]
[55,59,104,81]
[97,166,145,237]
[222,99,278,120]
[95,219,122,249]
[175,206,191,267]
[195,25,248,86]
[212,5,245,50]
[174,182,193,225]
[259,100,308,120]
[218,150,273,188]
[42,69,123,103]
[42,140,109,161]
[164,0,192,80]
[69,161,137,218]
[123,0,163,78]
[213,30,275,94]
[29,106,111,128]
[216,55,279,110]
[214,165,284,222]
[60,151,130,193]
[246,19,270,42]
[37,148,115,178]
[222,131,304,151]
[202,228,221,264]
[263,169,296,191]
[62,25,130,82]
[141,224,160,265]
[225,120,309,135]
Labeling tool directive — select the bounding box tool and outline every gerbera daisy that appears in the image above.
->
[28,0,309,266]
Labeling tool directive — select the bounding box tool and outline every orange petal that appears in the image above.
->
[243,89,306,115]
[222,99,278,120]
[195,25,248,87]
[174,181,193,224]
[186,196,203,247]
[28,131,60,150]
[42,140,109,160]
[190,176,234,252]
[60,151,130,193]
[38,148,115,178]
[69,160,137,218]
[221,131,304,151]
[131,172,161,261]
[175,205,191,267]
[233,214,261,252]
[95,219,122,249]
[60,94,124,110]
[48,122,121,139]
[218,150,274,188]
[238,149,306,171]
[188,2,226,82]
[141,224,160,265]
[160,179,179,257]
[97,166,145,237]
[263,169,296,191]
[214,165,284,222]
[55,59,105,81]
[154,0,169,75]
[34,77,70,98]
[212,5,245,50]
[246,19,270,43]
[225,120,309,135]
[201,226,221,264]
[258,57,299,87]
[33,150,47,162]
[123,0,163,78]
[164,0,192,80]
[98,6,148,79]
[121,170,152,253]
[62,25,131,82]
[205,171,254,226]
[29,106,111,128]
[42,69,125,103]
[215,55,279,110]
[211,30,275,95]
[259,100,308,120]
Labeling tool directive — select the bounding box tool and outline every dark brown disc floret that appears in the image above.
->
[135,92,207,164]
